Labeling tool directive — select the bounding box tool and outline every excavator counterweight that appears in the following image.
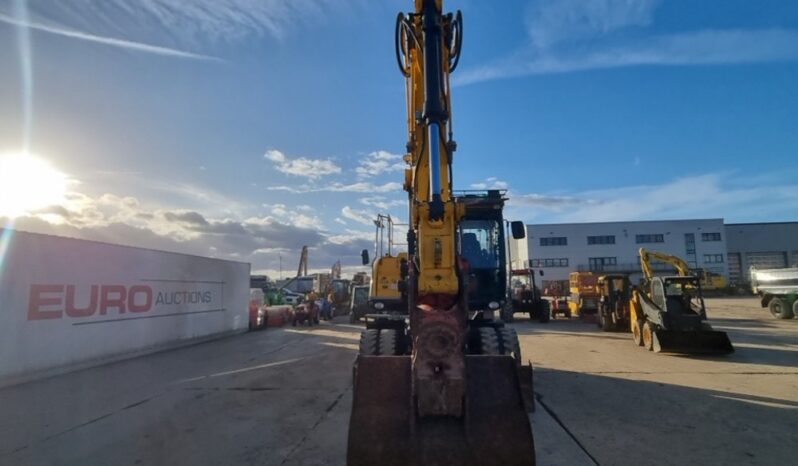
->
[347,1,535,465]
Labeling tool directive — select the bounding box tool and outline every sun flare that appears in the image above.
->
[0,153,69,218]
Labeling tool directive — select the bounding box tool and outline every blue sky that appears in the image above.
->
[1,0,797,275]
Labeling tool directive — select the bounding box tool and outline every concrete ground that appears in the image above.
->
[0,297,794,465]
[518,297,798,466]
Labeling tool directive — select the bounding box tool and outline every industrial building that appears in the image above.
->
[511,219,798,288]
[725,222,798,284]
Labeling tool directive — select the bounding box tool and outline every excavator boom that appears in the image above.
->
[348,2,536,464]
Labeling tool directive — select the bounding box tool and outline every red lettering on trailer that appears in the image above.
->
[65,285,99,318]
[128,285,153,313]
[27,285,155,320]
[99,285,127,315]
[28,285,64,320]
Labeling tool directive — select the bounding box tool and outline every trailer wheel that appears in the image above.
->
[769,298,794,319]
[632,320,644,346]
[642,322,654,351]
[359,329,379,355]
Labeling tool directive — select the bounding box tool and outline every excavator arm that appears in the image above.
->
[347,2,536,465]
[638,247,691,282]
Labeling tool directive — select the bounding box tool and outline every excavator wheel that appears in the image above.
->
[642,321,655,351]
[359,329,379,355]
[632,320,644,346]
[477,327,501,354]
[498,327,522,362]
[379,329,399,355]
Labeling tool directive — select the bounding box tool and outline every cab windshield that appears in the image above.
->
[460,220,501,269]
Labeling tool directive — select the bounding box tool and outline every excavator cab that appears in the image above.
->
[457,190,511,316]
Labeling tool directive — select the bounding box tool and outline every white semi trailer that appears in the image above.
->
[750,267,798,319]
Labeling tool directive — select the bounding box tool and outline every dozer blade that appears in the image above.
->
[652,330,734,355]
[347,355,535,466]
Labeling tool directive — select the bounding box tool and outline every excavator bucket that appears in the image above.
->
[652,330,734,355]
[347,355,536,466]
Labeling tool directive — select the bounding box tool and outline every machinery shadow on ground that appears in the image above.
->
[534,368,798,466]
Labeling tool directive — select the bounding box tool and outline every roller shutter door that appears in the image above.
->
[746,252,787,270]
[727,253,742,284]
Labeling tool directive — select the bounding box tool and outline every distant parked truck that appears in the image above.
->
[750,267,798,319]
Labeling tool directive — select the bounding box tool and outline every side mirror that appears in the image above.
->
[361,249,370,266]
[510,221,525,240]
[539,270,544,276]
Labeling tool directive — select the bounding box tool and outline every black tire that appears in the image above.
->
[478,328,500,355]
[378,329,398,355]
[359,329,379,355]
[642,321,654,351]
[769,298,794,319]
[502,304,515,323]
[538,301,551,323]
[498,327,522,363]
[632,320,643,346]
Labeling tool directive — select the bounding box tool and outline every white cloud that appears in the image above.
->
[2,189,373,277]
[526,0,661,49]
[267,181,403,194]
[359,196,405,210]
[506,171,798,224]
[264,149,341,180]
[0,13,218,61]
[470,177,509,190]
[356,150,405,178]
[341,206,375,226]
[19,0,355,44]
[456,0,798,86]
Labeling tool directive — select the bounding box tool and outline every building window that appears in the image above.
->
[540,237,567,247]
[588,257,617,271]
[636,234,664,244]
[701,232,722,242]
[587,235,615,245]
[704,254,724,264]
[530,258,569,268]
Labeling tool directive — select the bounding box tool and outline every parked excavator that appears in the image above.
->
[347,2,535,465]
[630,248,734,354]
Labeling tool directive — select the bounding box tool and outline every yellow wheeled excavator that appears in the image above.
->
[347,2,535,465]
[630,248,733,354]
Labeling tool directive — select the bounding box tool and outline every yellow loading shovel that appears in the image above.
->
[347,354,535,466]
